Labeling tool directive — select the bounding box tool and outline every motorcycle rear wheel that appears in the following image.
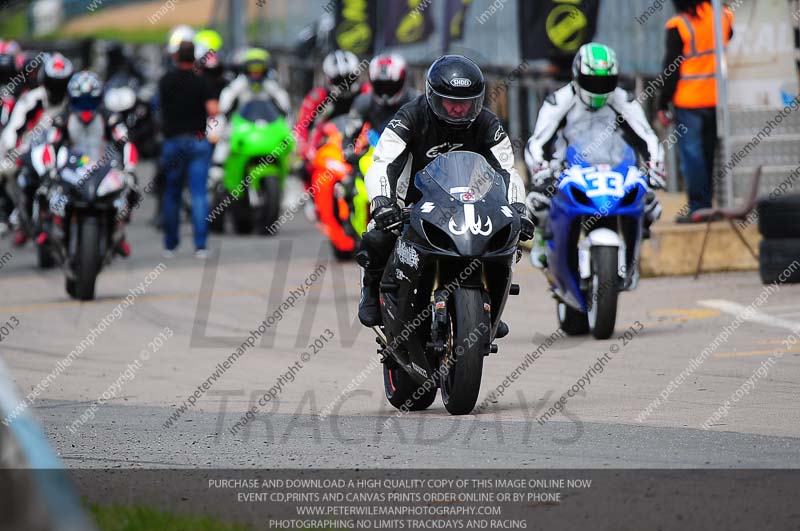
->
[556,301,589,335]
[382,360,437,412]
[37,243,56,269]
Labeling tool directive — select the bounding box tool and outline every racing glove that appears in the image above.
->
[646,161,666,190]
[371,195,402,231]
[512,202,535,242]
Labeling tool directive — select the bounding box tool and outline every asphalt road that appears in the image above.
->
[2,163,800,469]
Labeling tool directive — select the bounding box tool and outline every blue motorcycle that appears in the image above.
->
[543,137,648,339]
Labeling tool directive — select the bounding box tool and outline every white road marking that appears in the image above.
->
[698,299,800,333]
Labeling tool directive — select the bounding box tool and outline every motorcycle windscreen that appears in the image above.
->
[417,151,501,204]
[239,99,282,123]
[61,150,114,200]
[565,130,636,169]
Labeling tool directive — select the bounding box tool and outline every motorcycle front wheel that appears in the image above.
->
[586,246,619,339]
[440,288,488,415]
[258,176,281,236]
[72,218,101,301]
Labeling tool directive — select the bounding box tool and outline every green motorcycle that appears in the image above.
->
[210,99,294,235]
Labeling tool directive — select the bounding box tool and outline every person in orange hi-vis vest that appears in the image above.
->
[657,0,733,222]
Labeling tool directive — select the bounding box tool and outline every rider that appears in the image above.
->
[0,40,22,126]
[296,50,365,182]
[357,54,533,328]
[524,43,664,268]
[0,53,73,162]
[29,71,138,255]
[0,40,22,235]
[344,52,418,148]
[208,47,291,184]
[0,53,73,246]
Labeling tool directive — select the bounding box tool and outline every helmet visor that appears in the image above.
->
[426,84,484,126]
[372,79,404,97]
[245,63,266,82]
[577,72,618,96]
[372,78,404,104]
[70,93,101,112]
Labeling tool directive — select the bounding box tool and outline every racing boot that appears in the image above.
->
[114,237,131,258]
[358,267,384,327]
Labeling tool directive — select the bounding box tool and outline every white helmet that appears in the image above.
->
[322,50,361,93]
[166,25,196,55]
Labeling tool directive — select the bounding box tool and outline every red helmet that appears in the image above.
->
[368,53,407,106]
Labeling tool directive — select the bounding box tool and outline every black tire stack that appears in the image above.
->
[757,195,800,284]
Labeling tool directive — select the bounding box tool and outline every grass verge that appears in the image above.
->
[89,503,253,531]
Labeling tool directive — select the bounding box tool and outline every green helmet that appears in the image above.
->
[572,43,619,110]
[243,47,271,84]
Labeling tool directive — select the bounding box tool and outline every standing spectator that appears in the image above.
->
[158,40,218,258]
[658,0,733,222]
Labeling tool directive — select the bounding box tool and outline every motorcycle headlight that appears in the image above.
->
[97,170,126,197]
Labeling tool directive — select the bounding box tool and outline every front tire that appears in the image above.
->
[586,246,618,339]
[73,218,100,301]
[258,177,281,236]
[383,361,437,412]
[440,289,488,415]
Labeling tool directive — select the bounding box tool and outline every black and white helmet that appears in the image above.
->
[322,50,361,94]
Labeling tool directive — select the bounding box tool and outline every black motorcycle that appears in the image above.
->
[377,151,522,415]
[38,149,131,300]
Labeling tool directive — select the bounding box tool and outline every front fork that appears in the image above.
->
[578,228,628,290]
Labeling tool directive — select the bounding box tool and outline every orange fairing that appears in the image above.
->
[311,124,356,252]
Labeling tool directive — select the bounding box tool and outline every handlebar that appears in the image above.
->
[381,207,411,232]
